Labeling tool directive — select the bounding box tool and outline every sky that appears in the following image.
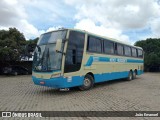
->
[0,0,160,44]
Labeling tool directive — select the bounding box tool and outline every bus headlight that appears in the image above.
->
[50,73,61,78]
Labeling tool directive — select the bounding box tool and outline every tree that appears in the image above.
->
[135,38,160,71]
[21,37,38,61]
[0,28,26,61]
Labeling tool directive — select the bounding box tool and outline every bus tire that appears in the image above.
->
[25,72,29,75]
[13,72,18,76]
[79,74,94,91]
[127,71,133,81]
[133,71,136,79]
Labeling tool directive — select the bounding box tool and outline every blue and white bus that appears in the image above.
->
[32,28,144,90]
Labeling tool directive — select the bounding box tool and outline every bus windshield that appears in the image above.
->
[33,30,67,72]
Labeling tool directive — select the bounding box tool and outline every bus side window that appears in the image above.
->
[117,43,124,55]
[131,47,137,57]
[124,46,131,56]
[104,40,114,54]
[114,43,117,54]
[87,36,102,53]
[138,49,143,58]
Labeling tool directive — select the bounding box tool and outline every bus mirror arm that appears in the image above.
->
[56,50,66,55]
[55,39,66,55]
[55,39,62,51]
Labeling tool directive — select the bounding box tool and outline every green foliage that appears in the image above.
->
[135,38,160,71]
[0,28,26,61]
[0,28,38,61]
[23,37,38,60]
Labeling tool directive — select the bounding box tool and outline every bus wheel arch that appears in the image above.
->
[87,72,94,80]
[79,73,94,91]
[87,72,95,85]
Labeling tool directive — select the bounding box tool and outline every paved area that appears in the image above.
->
[0,73,160,120]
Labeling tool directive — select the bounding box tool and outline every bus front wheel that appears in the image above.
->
[79,74,94,91]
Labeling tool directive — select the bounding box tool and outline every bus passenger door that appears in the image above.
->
[64,31,85,75]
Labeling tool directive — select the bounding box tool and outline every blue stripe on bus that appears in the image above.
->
[85,56,143,66]
[99,57,110,62]
[32,70,143,89]
[85,56,93,66]
[127,59,143,63]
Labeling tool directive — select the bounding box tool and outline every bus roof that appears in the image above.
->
[43,28,143,50]
[69,28,143,50]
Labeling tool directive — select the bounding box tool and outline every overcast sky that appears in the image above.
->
[0,0,160,44]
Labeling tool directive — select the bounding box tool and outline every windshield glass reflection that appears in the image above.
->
[33,30,66,72]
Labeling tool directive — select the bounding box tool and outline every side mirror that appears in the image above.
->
[55,39,62,52]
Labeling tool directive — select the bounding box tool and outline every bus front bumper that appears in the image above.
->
[32,76,84,89]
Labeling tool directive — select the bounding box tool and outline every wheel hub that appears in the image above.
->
[84,78,91,86]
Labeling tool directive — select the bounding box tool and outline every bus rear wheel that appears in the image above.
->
[79,74,94,91]
[13,71,18,76]
[127,71,133,81]
[133,71,136,79]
